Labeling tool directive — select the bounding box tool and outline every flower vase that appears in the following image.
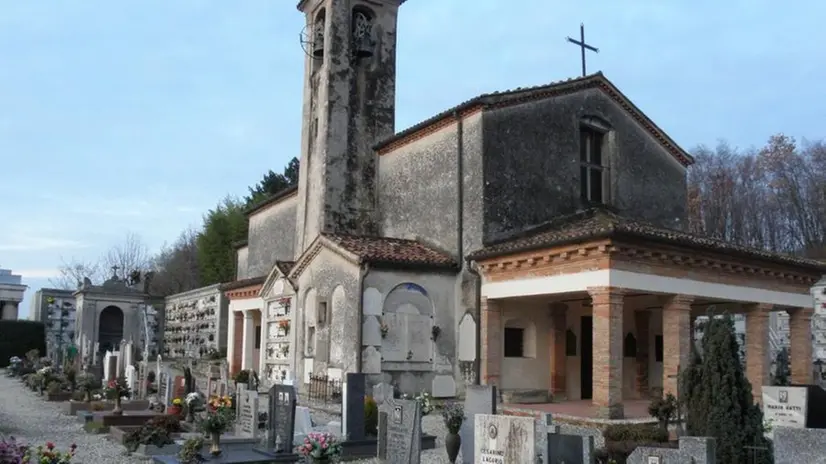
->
[445,432,461,463]
[209,432,222,457]
[112,396,123,416]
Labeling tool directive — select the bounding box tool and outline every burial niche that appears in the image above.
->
[503,319,536,358]
[98,305,124,353]
[624,333,637,358]
[381,283,433,363]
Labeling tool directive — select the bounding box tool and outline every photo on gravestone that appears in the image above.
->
[474,413,536,464]
[381,397,421,464]
[267,384,297,454]
[647,456,661,464]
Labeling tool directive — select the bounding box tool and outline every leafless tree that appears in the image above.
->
[100,232,153,280]
[49,257,105,290]
[147,227,201,296]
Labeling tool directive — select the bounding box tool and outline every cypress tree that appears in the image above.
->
[681,314,772,464]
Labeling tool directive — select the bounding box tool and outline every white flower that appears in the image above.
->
[185,392,202,405]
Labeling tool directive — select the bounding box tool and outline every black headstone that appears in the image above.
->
[344,373,366,441]
[267,384,297,454]
[377,411,388,459]
[547,433,588,464]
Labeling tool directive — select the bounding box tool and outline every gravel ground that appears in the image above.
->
[0,372,151,464]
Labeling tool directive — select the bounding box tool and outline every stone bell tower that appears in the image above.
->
[293,0,406,258]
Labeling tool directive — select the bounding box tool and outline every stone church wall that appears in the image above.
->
[362,269,456,398]
[482,87,688,242]
[246,193,297,278]
[235,246,249,280]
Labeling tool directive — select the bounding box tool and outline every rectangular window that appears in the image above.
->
[580,126,606,203]
[254,326,261,349]
[504,327,525,358]
[318,301,327,326]
[655,335,664,362]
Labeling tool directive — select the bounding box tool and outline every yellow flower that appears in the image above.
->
[172,398,183,406]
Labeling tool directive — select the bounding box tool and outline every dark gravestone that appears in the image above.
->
[343,373,366,441]
[547,433,591,464]
[380,398,421,464]
[267,384,297,454]
[460,385,497,464]
[377,411,388,459]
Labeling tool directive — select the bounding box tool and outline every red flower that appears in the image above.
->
[46,442,54,450]
[70,443,77,450]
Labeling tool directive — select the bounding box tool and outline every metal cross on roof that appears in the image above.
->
[566,23,599,77]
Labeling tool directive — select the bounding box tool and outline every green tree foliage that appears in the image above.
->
[244,157,300,206]
[773,346,791,386]
[196,196,248,286]
[681,314,771,464]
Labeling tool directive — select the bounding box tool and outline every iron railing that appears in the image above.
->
[307,374,342,404]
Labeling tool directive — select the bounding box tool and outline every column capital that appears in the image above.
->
[664,294,694,309]
[587,286,626,301]
[244,309,256,319]
[787,306,815,319]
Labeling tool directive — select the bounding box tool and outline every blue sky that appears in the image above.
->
[2,0,824,318]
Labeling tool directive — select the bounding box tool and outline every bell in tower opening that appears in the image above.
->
[352,8,374,58]
[312,10,325,58]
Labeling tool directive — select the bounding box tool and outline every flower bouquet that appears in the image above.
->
[0,436,27,462]
[168,397,183,416]
[296,432,342,463]
[104,377,131,415]
[23,442,77,464]
[197,395,234,456]
[402,391,434,415]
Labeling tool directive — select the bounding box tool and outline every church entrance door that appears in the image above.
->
[98,305,124,355]
[580,316,593,400]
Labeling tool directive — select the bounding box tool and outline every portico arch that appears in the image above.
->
[98,305,124,353]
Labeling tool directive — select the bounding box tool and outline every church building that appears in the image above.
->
[202,0,826,419]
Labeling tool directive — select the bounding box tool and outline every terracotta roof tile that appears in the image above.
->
[469,208,826,272]
[221,275,266,291]
[324,234,458,270]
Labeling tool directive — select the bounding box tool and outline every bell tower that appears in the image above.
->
[294,0,406,257]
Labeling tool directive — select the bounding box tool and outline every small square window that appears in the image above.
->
[504,327,525,358]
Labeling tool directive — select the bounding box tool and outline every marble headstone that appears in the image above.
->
[379,397,421,464]
[474,414,536,464]
[236,388,259,439]
[373,382,394,405]
[267,384,297,454]
[546,432,594,464]
[124,365,137,394]
[460,385,497,464]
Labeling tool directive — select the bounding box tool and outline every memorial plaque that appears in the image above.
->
[267,384,296,453]
[474,414,535,464]
[380,398,421,464]
[763,386,809,430]
[547,433,590,464]
[407,315,432,362]
[381,313,406,361]
[460,385,497,464]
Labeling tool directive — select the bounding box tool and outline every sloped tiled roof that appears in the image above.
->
[324,234,458,270]
[374,72,693,167]
[468,208,826,272]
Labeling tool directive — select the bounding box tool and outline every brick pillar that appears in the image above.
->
[634,310,650,398]
[231,311,243,375]
[480,297,502,388]
[745,304,773,404]
[788,307,814,384]
[662,295,693,398]
[550,304,567,400]
[588,287,624,419]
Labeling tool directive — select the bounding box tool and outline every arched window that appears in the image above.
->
[312,9,325,59]
[503,319,536,359]
[351,6,375,58]
[381,283,433,363]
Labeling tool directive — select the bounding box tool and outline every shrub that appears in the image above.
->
[124,416,181,452]
[0,321,46,368]
[602,424,668,443]
[364,396,378,436]
[47,381,62,395]
[648,393,678,431]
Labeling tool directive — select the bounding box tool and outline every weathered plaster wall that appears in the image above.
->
[236,246,249,280]
[499,300,551,391]
[294,0,401,255]
[482,88,688,241]
[294,247,361,386]
[247,196,297,278]
[362,269,457,397]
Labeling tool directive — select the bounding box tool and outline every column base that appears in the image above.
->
[595,404,625,420]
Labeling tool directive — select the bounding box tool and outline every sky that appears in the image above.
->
[2,0,825,318]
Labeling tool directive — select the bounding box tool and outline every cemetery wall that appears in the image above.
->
[246,188,298,278]
[163,284,229,359]
[294,246,360,383]
[363,269,457,397]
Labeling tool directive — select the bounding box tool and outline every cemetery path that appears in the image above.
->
[0,372,151,463]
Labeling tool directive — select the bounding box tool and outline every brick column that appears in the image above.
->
[230,311,243,374]
[588,287,624,419]
[788,307,814,384]
[745,304,773,404]
[634,310,650,398]
[550,304,567,400]
[480,297,502,388]
[662,295,693,398]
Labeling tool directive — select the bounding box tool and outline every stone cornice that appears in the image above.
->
[226,284,264,300]
[164,283,225,302]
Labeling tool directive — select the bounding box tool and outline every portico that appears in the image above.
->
[470,209,825,419]
[224,277,265,376]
